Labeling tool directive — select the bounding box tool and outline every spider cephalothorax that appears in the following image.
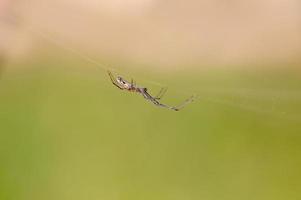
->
[108,71,195,111]
[116,76,132,90]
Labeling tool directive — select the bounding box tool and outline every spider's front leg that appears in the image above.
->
[107,71,124,90]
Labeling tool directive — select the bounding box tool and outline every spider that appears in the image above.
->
[107,71,195,111]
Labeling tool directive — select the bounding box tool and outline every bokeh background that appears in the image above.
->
[1,0,301,200]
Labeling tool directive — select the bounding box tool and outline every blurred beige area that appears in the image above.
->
[1,0,301,68]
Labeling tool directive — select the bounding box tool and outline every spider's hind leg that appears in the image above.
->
[155,87,167,100]
[173,95,196,111]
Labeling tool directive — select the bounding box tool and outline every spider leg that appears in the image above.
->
[140,90,180,111]
[131,78,136,88]
[107,70,124,90]
[154,101,180,111]
[143,90,196,111]
[150,98,181,111]
[154,87,168,100]
[173,95,196,111]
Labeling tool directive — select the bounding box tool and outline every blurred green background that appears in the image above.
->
[1,0,301,199]
[0,54,301,200]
